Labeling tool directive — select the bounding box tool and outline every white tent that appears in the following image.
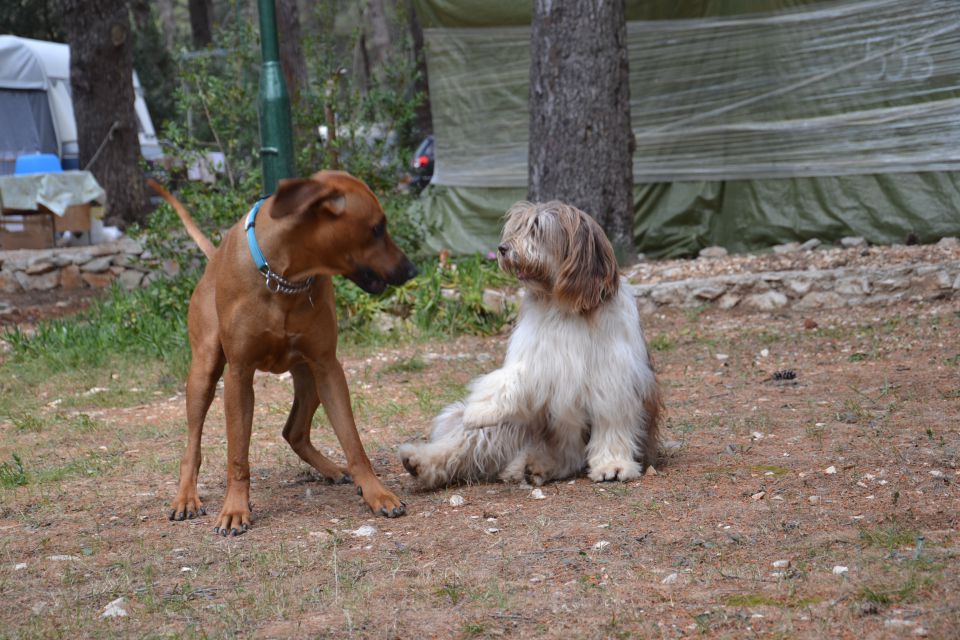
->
[0,35,161,175]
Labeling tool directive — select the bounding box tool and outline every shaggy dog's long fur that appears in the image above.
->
[399,201,661,488]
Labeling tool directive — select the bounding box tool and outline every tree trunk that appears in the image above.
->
[528,0,636,263]
[62,0,147,228]
[365,0,391,77]
[276,0,308,104]
[408,0,432,136]
[188,0,213,49]
[156,0,176,51]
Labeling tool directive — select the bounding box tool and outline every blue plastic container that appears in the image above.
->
[14,154,63,175]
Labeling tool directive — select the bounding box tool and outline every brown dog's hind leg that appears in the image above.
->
[313,362,406,518]
[213,363,256,536]
[282,364,351,483]
[169,341,225,522]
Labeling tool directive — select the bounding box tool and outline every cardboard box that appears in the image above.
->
[52,203,92,233]
[0,211,55,250]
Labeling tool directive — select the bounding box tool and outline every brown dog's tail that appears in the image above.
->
[146,178,216,260]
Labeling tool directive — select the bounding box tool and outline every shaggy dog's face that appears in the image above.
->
[497,202,620,313]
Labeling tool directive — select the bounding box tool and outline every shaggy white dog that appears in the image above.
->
[399,201,661,488]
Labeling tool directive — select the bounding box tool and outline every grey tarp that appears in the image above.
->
[415,0,960,257]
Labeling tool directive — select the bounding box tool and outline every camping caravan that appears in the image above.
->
[0,35,161,175]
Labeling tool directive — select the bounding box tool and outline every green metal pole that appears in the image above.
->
[256,0,294,195]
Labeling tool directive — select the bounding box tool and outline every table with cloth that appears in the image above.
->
[0,170,105,249]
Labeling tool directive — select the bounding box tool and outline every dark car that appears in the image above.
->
[409,135,434,194]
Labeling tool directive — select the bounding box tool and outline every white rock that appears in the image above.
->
[47,555,80,562]
[180,567,193,573]
[715,353,729,361]
[772,559,791,569]
[15,563,27,570]
[808,495,821,504]
[593,540,610,551]
[840,236,866,248]
[751,490,766,501]
[744,290,788,311]
[530,488,546,500]
[448,494,465,507]
[772,242,800,254]
[825,466,837,474]
[832,565,848,575]
[751,431,765,440]
[351,525,377,537]
[929,470,944,478]
[699,246,728,259]
[486,527,499,534]
[661,572,679,585]
[800,238,822,251]
[759,348,769,358]
[101,597,128,619]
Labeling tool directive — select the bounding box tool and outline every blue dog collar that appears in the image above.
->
[244,198,315,296]
[244,198,269,273]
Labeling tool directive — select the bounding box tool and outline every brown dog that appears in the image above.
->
[148,171,417,535]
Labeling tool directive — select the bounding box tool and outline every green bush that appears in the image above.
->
[3,273,195,377]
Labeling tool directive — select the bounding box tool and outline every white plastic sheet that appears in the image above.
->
[425,0,960,186]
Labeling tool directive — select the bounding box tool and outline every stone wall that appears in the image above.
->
[2,240,958,315]
[0,239,180,294]
[631,261,960,312]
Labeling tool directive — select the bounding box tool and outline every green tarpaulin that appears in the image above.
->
[415,0,960,257]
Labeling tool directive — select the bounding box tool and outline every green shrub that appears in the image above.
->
[0,454,28,488]
[3,273,196,377]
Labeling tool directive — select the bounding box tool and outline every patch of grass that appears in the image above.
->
[858,521,920,550]
[724,593,823,608]
[383,355,427,374]
[847,352,869,362]
[2,273,195,378]
[462,622,485,637]
[0,453,28,488]
[414,381,467,416]
[337,255,515,342]
[648,334,674,352]
[10,413,44,433]
[749,464,790,476]
[436,582,466,605]
[65,413,105,433]
[33,451,117,484]
[756,330,784,345]
[858,573,932,606]
[724,594,780,607]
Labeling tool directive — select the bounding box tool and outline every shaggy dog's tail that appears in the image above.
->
[146,178,216,260]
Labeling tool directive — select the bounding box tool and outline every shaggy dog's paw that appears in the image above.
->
[523,463,548,486]
[397,443,448,489]
[588,458,642,482]
[398,443,422,477]
[462,398,502,430]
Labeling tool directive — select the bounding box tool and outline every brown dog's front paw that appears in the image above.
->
[358,480,407,518]
[169,494,206,521]
[213,493,252,536]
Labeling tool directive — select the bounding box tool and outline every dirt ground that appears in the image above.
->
[1,293,958,638]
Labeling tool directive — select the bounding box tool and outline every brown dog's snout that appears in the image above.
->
[388,257,419,285]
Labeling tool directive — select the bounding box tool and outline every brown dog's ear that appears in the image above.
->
[555,209,620,314]
[270,178,345,219]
